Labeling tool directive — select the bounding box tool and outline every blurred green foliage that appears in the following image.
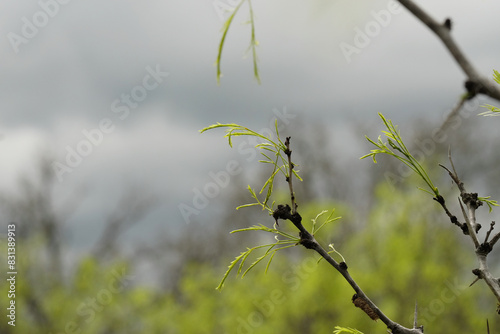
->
[1,179,498,333]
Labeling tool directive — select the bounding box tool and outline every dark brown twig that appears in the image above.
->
[284,136,297,214]
[274,138,423,334]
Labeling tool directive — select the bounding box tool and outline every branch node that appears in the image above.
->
[461,192,482,210]
[272,204,291,225]
[298,231,315,249]
[477,242,493,256]
[443,18,452,30]
[433,195,445,205]
[465,80,488,99]
[469,277,480,288]
[472,268,482,279]
[352,294,379,321]
[339,261,348,270]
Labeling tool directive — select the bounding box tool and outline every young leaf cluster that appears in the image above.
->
[215,224,299,290]
[333,326,364,334]
[311,209,341,236]
[478,196,499,213]
[215,0,260,84]
[200,122,301,211]
[214,209,342,290]
[479,70,500,116]
[202,122,344,291]
[361,113,439,197]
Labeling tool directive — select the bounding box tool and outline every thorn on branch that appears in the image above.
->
[472,268,483,284]
[469,277,480,287]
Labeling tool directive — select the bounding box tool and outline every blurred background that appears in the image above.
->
[1,0,500,332]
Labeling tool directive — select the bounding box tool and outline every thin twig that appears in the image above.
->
[413,301,418,329]
[284,137,297,214]
[490,231,500,248]
[485,222,495,243]
[437,156,499,302]
[438,96,467,134]
[448,147,459,182]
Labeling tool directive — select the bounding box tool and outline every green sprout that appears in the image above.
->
[215,0,260,84]
[333,326,364,334]
[361,113,440,197]
[478,196,499,213]
[215,224,299,291]
[202,122,341,291]
[311,209,341,236]
[200,121,301,211]
[478,69,500,116]
[202,122,304,290]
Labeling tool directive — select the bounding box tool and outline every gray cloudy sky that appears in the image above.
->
[1,0,500,251]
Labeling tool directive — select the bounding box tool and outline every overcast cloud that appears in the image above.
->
[1,0,500,251]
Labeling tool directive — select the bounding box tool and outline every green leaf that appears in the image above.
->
[333,326,364,334]
[310,209,341,235]
[478,196,499,213]
[493,69,500,84]
[216,0,246,85]
[216,250,248,291]
[202,122,306,289]
[478,104,500,116]
[361,113,439,197]
[478,70,500,116]
[216,0,260,84]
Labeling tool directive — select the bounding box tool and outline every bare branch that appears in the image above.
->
[438,95,467,134]
[92,186,158,258]
[397,0,500,101]
[490,231,500,248]
[437,155,500,302]
[485,221,495,243]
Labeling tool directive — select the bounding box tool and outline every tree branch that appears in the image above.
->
[397,0,500,101]
[274,137,424,334]
[438,155,500,303]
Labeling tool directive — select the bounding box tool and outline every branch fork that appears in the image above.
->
[438,153,500,303]
[275,137,424,334]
